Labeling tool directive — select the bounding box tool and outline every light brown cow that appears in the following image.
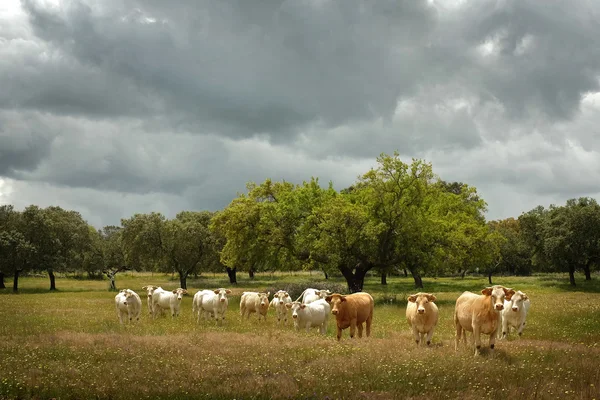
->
[240,291,270,321]
[406,292,439,346]
[325,292,374,341]
[454,285,515,356]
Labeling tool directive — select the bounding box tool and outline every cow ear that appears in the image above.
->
[504,288,515,300]
[284,292,289,297]
[266,292,270,297]
[213,289,220,295]
[340,296,347,302]
[427,294,437,302]
[300,304,306,309]
[315,291,321,296]
[481,287,493,296]
[325,295,332,303]
[226,290,232,295]
[172,290,178,294]
[285,303,292,309]
[521,293,528,300]
[142,286,148,290]
[407,295,417,303]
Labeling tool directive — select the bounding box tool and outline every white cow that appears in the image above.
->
[193,288,232,325]
[406,292,439,346]
[270,290,292,324]
[141,285,159,316]
[285,299,330,334]
[296,288,332,304]
[500,290,530,339]
[240,291,270,321]
[152,287,188,318]
[114,289,142,324]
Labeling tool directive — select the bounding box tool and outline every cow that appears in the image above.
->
[152,287,188,318]
[406,292,439,346]
[499,290,530,339]
[296,288,332,304]
[141,285,159,316]
[454,285,515,356]
[114,289,142,324]
[240,291,270,321]
[285,299,330,334]
[325,292,374,341]
[270,290,292,325]
[193,288,232,325]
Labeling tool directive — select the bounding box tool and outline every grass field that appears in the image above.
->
[1,272,599,400]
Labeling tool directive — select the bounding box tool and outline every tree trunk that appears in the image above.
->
[226,267,237,284]
[248,268,255,279]
[488,269,493,285]
[583,263,592,281]
[403,268,408,277]
[339,263,370,293]
[48,269,56,291]
[179,271,188,290]
[323,270,329,280]
[108,274,117,291]
[569,266,576,286]
[409,268,423,289]
[460,269,467,279]
[13,269,20,293]
[381,272,387,285]
[0,271,5,289]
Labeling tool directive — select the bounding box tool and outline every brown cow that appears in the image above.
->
[325,292,374,341]
[406,292,439,346]
[454,285,515,356]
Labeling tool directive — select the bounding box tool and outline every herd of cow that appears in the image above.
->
[114,284,530,355]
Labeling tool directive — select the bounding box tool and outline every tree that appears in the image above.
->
[211,178,335,283]
[488,218,533,276]
[122,211,219,289]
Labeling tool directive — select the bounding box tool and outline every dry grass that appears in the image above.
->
[1,273,599,399]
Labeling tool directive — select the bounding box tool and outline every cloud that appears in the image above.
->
[1,0,600,227]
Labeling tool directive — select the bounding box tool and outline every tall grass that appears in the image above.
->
[1,273,599,399]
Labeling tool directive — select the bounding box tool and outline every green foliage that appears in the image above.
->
[264,281,348,301]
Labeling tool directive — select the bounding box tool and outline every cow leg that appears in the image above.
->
[472,325,481,356]
[357,322,363,338]
[501,317,508,339]
[412,325,421,345]
[336,326,343,341]
[349,319,357,339]
[426,328,435,346]
[366,314,372,338]
[454,323,462,351]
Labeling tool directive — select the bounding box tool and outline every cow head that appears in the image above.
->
[258,292,270,308]
[506,290,528,312]
[482,285,514,311]
[408,292,436,314]
[213,288,232,303]
[286,301,306,319]
[172,288,188,300]
[142,285,158,299]
[315,289,332,299]
[274,291,290,305]
[325,294,345,315]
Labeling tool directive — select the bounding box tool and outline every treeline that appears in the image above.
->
[1,153,599,292]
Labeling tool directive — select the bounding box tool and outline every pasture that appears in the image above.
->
[1,273,599,400]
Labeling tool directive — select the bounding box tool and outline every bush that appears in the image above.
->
[264,281,348,302]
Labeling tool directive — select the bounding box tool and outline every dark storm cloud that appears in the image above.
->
[450,0,600,121]
[2,0,600,227]
[19,0,438,139]
[0,111,56,175]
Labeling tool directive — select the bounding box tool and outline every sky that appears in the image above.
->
[1,0,600,228]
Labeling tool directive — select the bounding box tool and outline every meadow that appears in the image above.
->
[1,272,599,400]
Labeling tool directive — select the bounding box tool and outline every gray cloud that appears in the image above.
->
[1,0,600,227]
